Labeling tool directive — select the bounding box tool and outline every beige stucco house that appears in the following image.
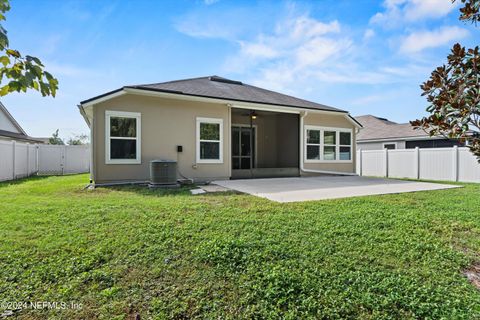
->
[79,76,362,184]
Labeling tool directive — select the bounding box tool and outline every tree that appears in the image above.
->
[411,0,480,161]
[0,0,58,97]
[49,129,64,145]
[458,0,480,23]
[67,134,89,145]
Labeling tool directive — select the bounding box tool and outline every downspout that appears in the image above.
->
[89,115,94,184]
[299,111,357,176]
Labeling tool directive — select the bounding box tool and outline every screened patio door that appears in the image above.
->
[232,126,256,170]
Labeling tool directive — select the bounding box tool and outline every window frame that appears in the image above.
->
[105,110,141,165]
[305,128,321,161]
[323,130,337,161]
[196,117,223,164]
[304,125,353,163]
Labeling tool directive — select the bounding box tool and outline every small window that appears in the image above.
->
[339,132,351,160]
[106,111,141,164]
[197,118,223,163]
[323,131,336,160]
[306,129,321,160]
[384,143,396,150]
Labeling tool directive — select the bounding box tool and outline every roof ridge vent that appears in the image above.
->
[209,76,243,85]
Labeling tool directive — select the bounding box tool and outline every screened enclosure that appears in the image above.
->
[231,108,299,178]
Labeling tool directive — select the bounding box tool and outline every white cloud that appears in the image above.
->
[294,37,351,68]
[175,19,232,39]
[219,13,358,91]
[371,0,458,27]
[174,9,248,39]
[399,26,469,53]
[286,16,340,40]
[176,4,443,95]
[363,29,375,40]
[238,41,279,59]
[404,0,457,21]
[380,64,432,77]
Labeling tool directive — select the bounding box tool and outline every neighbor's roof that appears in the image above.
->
[355,115,429,141]
[0,129,44,143]
[81,76,352,115]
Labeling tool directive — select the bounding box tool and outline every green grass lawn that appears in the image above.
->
[1,174,480,319]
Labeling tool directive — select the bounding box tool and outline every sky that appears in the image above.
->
[1,0,478,140]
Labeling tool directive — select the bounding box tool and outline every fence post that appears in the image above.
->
[35,144,39,174]
[62,145,66,175]
[384,148,388,178]
[11,140,16,180]
[414,147,420,179]
[26,142,30,176]
[452,145,459,182]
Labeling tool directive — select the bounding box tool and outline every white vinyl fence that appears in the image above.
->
[0,140,90,182]
[37,144,90,175]
[357,146,480,183]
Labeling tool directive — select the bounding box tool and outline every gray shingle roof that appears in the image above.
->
[123,76,347,113]
[355,115,429,141]
[0,129,45,143]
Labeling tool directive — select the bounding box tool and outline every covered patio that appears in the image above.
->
[230,107,299,179]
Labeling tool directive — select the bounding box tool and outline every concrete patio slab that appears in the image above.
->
[212,176,461,203]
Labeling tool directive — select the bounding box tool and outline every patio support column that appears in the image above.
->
[249,111,253,178]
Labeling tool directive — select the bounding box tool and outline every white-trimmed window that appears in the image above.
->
[105,110,141,164]
[305,126,352,162]
[324,130,336,160]
[196,117,223,163]
[306,128,321,160]
[339,131,352,160]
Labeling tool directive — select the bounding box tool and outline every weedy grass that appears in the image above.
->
[1,174,480,319]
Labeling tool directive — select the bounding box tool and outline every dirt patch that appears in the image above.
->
[464,264,480,289]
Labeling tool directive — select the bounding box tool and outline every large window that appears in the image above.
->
[105,110,141,164]
[305,126,352,162]
[196,117,223,163]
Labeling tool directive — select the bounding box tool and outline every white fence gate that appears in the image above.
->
[0,140,90,182]
[38,144,90,175]
[357,146,480,183]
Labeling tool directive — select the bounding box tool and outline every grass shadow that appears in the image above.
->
[95,183,243,199]
[0,174,51,189]
[103,184,193,197]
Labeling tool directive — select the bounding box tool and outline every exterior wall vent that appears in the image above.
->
[150,160,177,185]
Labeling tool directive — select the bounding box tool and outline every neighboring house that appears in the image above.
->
[355,114,464,150]
[31,137,51,144]
[78,76,362,184]
[0,101,44,144]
